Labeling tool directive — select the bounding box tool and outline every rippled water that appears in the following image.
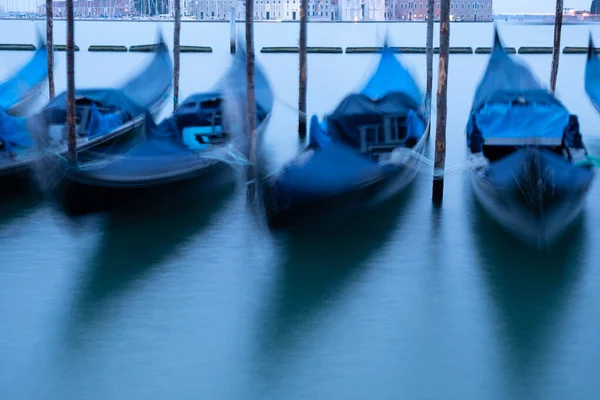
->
[1,20,600,400]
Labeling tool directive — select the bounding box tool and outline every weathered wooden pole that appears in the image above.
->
[66,0,76,165]
[46,0,55,99]
[426,0,434,113]
[550,0,564,93]
[298,0,308,141]
[246,0,257,202]
[173,0,181,109]
[432,0,449,203]
[230,7,236,54]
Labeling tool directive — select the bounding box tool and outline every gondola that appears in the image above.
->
[0,36,49,117]
[585,35,600,113]
[57,44,273,215]
[466,31,594,247]
[0,35,172,192]
[260,39,429,230]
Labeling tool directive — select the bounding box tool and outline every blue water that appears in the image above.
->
[1,20,600,400]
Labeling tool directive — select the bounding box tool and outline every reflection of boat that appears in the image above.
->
[466,31,594,247]
[0,35,172,192]
[57,44,273,215]
[261,38,429,230]
[0,36,49,117]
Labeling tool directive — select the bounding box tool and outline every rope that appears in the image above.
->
[575,154,600,168]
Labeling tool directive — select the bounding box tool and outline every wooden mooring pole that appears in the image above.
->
[298,0,308,141]
[426,0,434,113]
[173,0,181,109]
[66,0,76,165]
[230,7,236,54]
[432,0,449,203]
[246,0,257,202]
[46,0,55,100]
[550,0,564,93]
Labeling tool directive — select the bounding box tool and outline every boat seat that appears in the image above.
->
[182,125,228,150]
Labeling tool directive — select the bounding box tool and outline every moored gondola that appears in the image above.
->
[467,31,594,247]
[57,44,273,215]
[260,39,429,230]
[0,35,172,193]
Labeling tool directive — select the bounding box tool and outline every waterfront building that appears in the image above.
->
[338,0,385,21]
[193,0,333,21]
[385,0,493,22]
[41,0,135,17]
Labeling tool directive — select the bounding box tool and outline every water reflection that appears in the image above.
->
[65,185,235,340]
[471,196,586,398]
[0,192,42,232]
[256,182,418,370]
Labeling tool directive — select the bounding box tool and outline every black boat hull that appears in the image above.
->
[58,159,237,216]
[470,149,594,247]
[0,115,147,193]
[262,131,428,231]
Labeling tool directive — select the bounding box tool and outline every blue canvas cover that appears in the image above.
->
[321,42,426,148]
[468,31,573,148]
[0,44,49,110]
[0,108,31,153]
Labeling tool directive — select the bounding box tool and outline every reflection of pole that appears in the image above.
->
[230,7,236,54]
[173,0,181,109]
[426,0,434,113]
[246,0,257,202]
[550,0,564,93]
[66,0,76,165]
[432,0,449,203]
[46,0,55,99]
[298,0,307,141]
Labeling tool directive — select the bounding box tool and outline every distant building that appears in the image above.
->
[192,0,334,20]
[338,0,386,21]
[385,0,493,22]
[41,0,135,17]
[169,0,196,16]
[591,1,599,14]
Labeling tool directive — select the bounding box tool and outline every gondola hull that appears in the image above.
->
[0,114,148,192]
[470,148,594,247]
[263,130,428,230]
[59,158,237,216]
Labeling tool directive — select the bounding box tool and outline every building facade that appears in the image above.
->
[338,0,385,21]
[385,0,493,21]
[192,0,334,20]
[42,0,135,17]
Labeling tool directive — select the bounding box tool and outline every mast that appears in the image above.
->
[46,0,55,99]
[66,0,77,165]
[298,0,307,141]
[432,0,449,203]
[550,0,564,93]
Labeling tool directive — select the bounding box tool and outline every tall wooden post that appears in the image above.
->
[173,0,181,109]
[66,0,76,165]
[550,0,564,93]
[246,0,257,202]
[426,0,434,113]
[432,0,449,203]
[230,7,236,54]
[46,0,55,100]
[298,0,308,141]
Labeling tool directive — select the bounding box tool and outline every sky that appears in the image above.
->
[494,0,591,14]
[0,0,596,14]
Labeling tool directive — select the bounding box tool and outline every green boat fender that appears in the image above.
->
[574,155,600,168]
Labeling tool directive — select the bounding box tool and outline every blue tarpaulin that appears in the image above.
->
[0,45,49,110]
[475,101,570,146]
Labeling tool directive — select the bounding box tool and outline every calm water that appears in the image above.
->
[1,20,600,400]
